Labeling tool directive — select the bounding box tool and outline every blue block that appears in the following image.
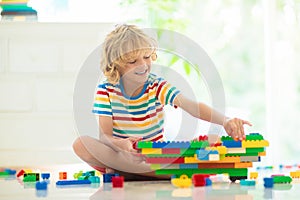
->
[263,178,274,188]
[179,164,199,169]
[4,169,16,175]
[240,179,256,186]
[205,178,212,186]
[196,149,209,160]
[209,150,219,155]
[103,173,119,183]
[41,173,50,179]
[222,140,242,148]
[36,181,48,190]
[152,141,190,148]
[56,179,91,185]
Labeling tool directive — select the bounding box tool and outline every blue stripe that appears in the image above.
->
[170,90,180,105]
[142,129,163,140]
[92,110,112,115]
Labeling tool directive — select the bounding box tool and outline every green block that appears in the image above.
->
[221,136,234,141]
[137,141,152,148]
[190,141,209,148]
[225,152,259,157]
[0,172,9,176]
[155,168,248,177]
[273,176,292,184]
[23,175,37,182]
[245,133,264,141]
[246,148,265,153]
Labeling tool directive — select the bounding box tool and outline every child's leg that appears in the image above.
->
[73,136,170,179]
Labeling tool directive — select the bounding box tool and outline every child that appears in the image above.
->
[73,24,252,179]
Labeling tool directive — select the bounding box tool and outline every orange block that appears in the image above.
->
[59,172,67,180]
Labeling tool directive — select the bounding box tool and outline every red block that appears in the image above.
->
[192,174,209,187]
[17,169,25,178]
[146,157,185,164]
[112,176,124,188]
[59,172,67,180]
[162,148,181,154]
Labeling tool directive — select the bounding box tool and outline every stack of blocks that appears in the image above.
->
[137,133,269,182]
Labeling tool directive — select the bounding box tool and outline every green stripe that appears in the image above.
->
[94,103,111,109]
[165,87,175,105]
[113,120,164,135]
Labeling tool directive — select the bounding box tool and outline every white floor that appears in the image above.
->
[0,164,299,200]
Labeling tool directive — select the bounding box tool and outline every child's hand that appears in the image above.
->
[223,118,252,140]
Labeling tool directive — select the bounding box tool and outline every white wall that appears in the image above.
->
[0,22,114,166]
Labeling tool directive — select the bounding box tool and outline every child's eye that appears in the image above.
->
[144,55,151,59]
[127,60,136,64]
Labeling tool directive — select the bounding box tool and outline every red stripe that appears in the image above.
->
[151,134,163,141]
[144,82,158,93]
[107,88,122,96]
[97,91,109,97]
[113,107,163,121]
[156,81,167,99]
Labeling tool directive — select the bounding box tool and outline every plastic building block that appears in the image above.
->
[112,176,124,188]
[171,174,192,188]
[222,140,242,148]
[190,141,210,148]
[4,168,16,175]
[88,176,100,183]
[240,179,256,186]
[103,173,119,183]
[290,171,300,178]
[264,177,274,188]
[205,178,212,186]
[73,170,83,179]
[41,173,50,180]
[56,179,91,185]
[24,173,39,182]
[196,149,209,160]
[146,157,185,164]
[152,141,191,149]
[17,169,26,177]
[197,135,208,141]
[192,174,207,187]
[59,172,67,180]
[206,146,227,154]
[36,181,48,190]
[227,148,245,154]
[208,154,220,161]
[250,172,258,179]
[245,133,264,141]
[272,175,292,184]
[242,140,269,148]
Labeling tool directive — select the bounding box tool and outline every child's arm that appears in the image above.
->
[98,116,139,152]
[173,94,252,140]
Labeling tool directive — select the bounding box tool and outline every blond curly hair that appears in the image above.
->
[100,24,157,84]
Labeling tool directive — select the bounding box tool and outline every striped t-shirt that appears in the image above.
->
[92,73,180,141]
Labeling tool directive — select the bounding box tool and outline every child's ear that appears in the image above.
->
[151,53,157,61]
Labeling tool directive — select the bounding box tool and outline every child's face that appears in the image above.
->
[119,51,153,84]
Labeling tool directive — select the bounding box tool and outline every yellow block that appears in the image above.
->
[250,172,258,179]
[205,146,227,154]
[242,140,269,148]
[141,148,162,154]
[185,155,240,163]
[258,151,266,156]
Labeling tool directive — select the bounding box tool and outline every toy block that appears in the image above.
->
[263,177,274,188]
[196,149,209,160]
[162,148,181,154]
[250,172,258,179]
[56,179,91,185]
[17,169,26,177]
[137,141,153,148]
[272,175,292,184]
[258,151,266,156]
[24,173,39,181]
[103,173,119,183]
[246,133,264,141]
[290,171,300,178]
[240,179,256,186]
[41,173,50,180]
[227,148,246,154]
[234,162,253,168]
[152,141,190,148]
[222,140,242,148]
[36,181,48,190]
[240,156,260,162]
[83,171,95,176]
[242,140,269,148]
[73,170,83,179]
[4,168,16,175]
[23,174,38,182]
[192,174,207,187]
[146,157,185,164]
[209,154,219,161]
[197,135,208,141]
[206,146,227,154]
[156,168,248,177]
[171,174,192,188]
[141,148,162,154]
[221,136,234,141]
[190,141,210,148]
[59,172,67,180]
[88,176,100,183]
[151,164,180,170]
[78,175,89,180]
[179,164,199,169]
[184,155,240,164]
[112,176,124,188]
[246,148,265,153]
[0,171,9,176]
[205,178,212,186]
